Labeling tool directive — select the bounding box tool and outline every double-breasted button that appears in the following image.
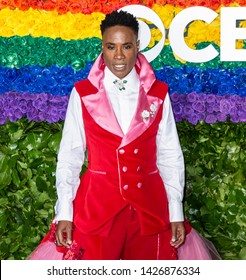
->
[137,166,141,172]
[134,149,139,154]
[119,149,125,154]
[123,185,129,190]
[123,166,128,172]
[137,182,142,188]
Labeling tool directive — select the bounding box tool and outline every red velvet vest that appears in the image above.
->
[73,79,170,236]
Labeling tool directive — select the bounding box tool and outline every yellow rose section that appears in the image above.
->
[0,8,104,40]
[1,4,245,50]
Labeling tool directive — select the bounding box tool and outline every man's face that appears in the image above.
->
[102,25,139,79]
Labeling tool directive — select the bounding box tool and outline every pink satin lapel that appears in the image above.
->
[82,89,124,137]
[83,53,123,137]
[136,52,156,93]
[120,87,163,147]
[83,52,162,142]
[120,53,163,147]
[87,53,105,89]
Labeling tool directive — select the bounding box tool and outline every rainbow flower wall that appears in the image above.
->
[0,0,245,124]
[0,0,245,260]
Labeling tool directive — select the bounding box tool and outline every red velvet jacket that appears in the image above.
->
[73,53,170,236]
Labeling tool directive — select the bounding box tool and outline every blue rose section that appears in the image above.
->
[0,90,245,125]
[0,64,245,97]
[0,64,91,96]
[155,66,246,97]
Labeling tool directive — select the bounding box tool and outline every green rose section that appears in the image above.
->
[0,36,101,70]
[0,35,245,70]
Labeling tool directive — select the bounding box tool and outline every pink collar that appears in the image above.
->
[88,52,156,94]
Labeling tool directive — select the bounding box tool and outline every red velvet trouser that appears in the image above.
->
[72,206,177,260]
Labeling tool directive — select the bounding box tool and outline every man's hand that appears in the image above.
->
[55,220,73,248]
[170,221,186,248]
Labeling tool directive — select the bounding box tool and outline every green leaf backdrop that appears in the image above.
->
[0,119,245,260]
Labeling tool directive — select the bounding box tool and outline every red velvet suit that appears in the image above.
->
[72,53,171,238]
[30,54,209,260]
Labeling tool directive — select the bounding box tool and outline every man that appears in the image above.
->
[54,10,186,260]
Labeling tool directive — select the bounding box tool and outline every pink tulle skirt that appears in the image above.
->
[28,227,221,260]
[28,241,64,260]
[178,228,221,260]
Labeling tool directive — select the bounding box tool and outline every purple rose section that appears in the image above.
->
[170,92,246,125]
[0,91,69,125]
[0,91,245,125]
